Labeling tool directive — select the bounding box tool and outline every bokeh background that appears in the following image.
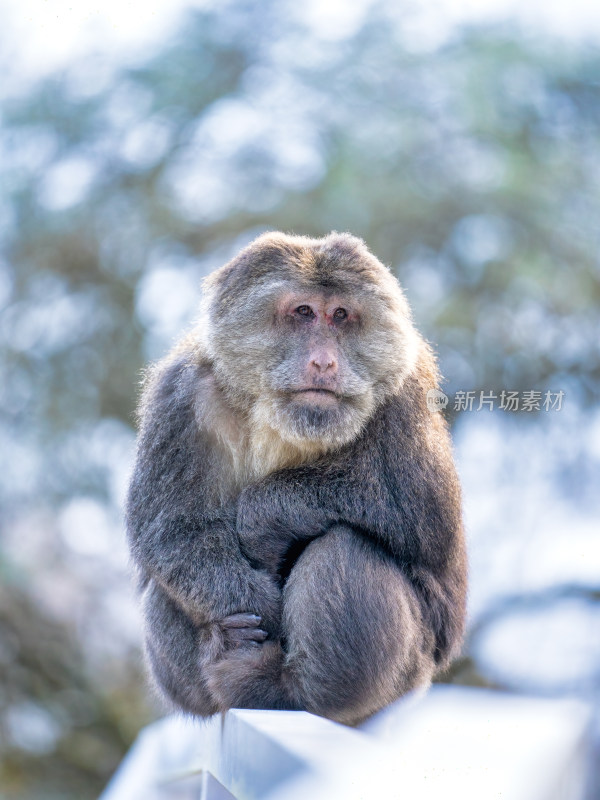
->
[1,0,599,797]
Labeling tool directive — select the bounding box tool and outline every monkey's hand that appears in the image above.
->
[220,613,269,650]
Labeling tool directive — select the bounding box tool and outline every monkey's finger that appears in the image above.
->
[226,627,268,643]
[221,613,262,629]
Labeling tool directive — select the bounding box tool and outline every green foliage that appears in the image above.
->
[1,2,599,795]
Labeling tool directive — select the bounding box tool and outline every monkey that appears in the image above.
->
[126,231,467,726]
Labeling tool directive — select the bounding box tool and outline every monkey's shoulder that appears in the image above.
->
[360,382,441,442]
[140,344,213,410]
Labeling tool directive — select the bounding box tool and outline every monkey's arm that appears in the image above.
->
[238,386,466,665]
[237,478,333,576]
[353,389,467,668]
[126,355,280,631]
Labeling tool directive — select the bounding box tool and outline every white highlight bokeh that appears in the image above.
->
[2,0,600,94]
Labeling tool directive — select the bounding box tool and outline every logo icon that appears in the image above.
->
[426,389,448,412]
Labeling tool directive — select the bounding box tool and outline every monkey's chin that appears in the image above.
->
[272,395,373,450]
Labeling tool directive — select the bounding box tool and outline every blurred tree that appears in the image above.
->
[1,1,599,796]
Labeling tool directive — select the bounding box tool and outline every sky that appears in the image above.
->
[1,0,600,91]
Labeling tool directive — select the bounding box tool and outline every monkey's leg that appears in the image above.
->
[205,525,436,722]
[142,579,237,716]
[281,525,437,724]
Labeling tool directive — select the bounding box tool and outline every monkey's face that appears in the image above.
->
[201,233,419,450]
[262,288,375,447]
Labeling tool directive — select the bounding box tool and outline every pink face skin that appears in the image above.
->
[276,292,360,408]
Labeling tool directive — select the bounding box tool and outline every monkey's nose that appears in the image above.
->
[310,352,337,373]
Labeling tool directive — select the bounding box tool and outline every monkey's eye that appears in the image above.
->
[333,307,348,321]
[296,305,314,317]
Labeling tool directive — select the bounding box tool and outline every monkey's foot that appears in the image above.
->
[221,613,268,649]
[205,640,299,712]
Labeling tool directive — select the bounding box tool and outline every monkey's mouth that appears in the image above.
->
[295,388,338,395]
[291,388,340,406]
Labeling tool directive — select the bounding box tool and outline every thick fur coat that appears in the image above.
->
[126,232,467,725]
